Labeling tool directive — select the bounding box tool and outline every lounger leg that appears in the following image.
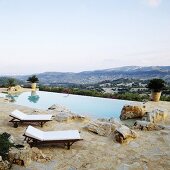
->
[67,142,70,150]
[40,122,44,127]
[14,122,18,128]
[24,136,27,141]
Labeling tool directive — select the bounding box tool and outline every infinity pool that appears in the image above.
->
[4,91,132,119]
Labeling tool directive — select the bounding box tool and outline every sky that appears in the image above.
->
[0,0,170,75]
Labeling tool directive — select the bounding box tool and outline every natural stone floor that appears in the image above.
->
[0,98,170,170]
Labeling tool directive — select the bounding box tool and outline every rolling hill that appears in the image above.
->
[13,66,170,85]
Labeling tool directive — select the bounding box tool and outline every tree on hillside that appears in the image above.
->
[7,78,17,88]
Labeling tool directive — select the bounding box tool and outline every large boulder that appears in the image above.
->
[114,125,137,143]
[84,120,112,136]
[120,104,146,120]
[143,109,168,123]
[133,120,164,131]
[98,118,122,131]
[7,85,22,93]
[14,85,22,92]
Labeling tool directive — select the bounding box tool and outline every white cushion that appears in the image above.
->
[25,125,81,141]
[10,109,52,120]
[25,125,43,140]
[24,115,52,120]
[10,110,26,120]
[43,130,81,141]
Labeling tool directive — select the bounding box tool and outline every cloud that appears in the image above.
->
[146,0,162,7]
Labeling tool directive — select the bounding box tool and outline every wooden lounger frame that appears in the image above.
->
[23,134,83,149]
[9,115,51,128]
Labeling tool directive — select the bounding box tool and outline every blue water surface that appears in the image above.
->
[5,91,132,119]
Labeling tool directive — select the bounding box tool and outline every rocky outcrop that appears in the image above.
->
[84,121,112,136]
[120,104,146,120]
[9,147,32,166]
[7,85,22,93]
[48,104,87,122]
[14,85,22,91]
[31,147,51,163]
[142,109,168,123]
[133,120,164,131]
[114,125,137,143]
[9,146,51,167]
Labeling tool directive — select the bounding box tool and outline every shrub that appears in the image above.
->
[27,75,39,83]
[0,133,14,160]
[147,79,166,92]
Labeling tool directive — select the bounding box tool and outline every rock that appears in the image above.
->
[120,104,146,120]
[84,120,112,136]
[0,156,2,162]
[114,125,137,143]
[9,147,32,167]
[8,135,15,144]
[143,109,168,123]
[55,112,86,122]
[7,85,22,93]
[97,118,122,131]
[133,120,164,131]
[55,112,73,122]
[33,109,40,113]
[14,85,22,91]
[7,86,15,92]
[31,147,51,162]
[108,118,122,130]
[8,146,51,167]
[48,104,87,122]
[48,104,57,110]
[0,160,11,170]
[161,125,170,130]
[48,104,70,112]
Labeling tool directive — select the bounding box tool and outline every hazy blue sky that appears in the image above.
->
[0,0,170,75]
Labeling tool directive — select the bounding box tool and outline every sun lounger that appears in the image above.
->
[9,110,52,128]
[23,125,83,149]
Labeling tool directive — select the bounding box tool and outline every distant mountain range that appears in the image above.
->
[14,66,170,85]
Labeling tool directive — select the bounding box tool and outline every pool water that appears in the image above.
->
[4,91,132,119]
